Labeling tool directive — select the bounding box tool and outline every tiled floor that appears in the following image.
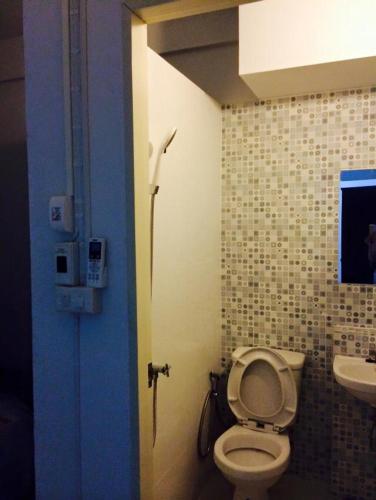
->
[198,470,333,500]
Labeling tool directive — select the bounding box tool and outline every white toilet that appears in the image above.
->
[214,346,305,500]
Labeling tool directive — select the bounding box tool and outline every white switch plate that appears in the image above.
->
[56,286,101,314]
[49,195,74,232]
[55,241,79,286]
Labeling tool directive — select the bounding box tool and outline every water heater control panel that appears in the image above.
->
[87,238,107,288]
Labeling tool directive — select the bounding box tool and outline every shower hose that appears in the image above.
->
[153,372,158,448]
[150,186,159,448]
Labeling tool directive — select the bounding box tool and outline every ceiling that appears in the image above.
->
[126,0,255,24]
[148,8,255,104]
[0,1,254,105]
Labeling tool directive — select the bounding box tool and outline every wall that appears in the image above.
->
[221,87,376,498]
[79,4,140,498]
[0,2,34,496]
[0,8,32,405]
[24,3,81,497]
[148,48,222,500]
[25,2,141,498]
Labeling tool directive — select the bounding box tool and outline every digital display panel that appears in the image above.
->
[89,241,102,260]
[56,256,67,273]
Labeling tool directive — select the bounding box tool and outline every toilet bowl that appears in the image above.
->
[214,346,305,500]
[214,425,290,500]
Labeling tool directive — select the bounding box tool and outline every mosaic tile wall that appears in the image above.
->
[221,87,376,498]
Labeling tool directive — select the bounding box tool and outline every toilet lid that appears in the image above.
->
[227,347,297,432]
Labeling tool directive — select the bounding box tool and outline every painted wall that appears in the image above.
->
[0,19,34,498]
[24,2,140,498]
[0,33,32,405]
[79,4,139,499]
[148,48,221,500]
[221,87,376,498]
[24,3,81,497]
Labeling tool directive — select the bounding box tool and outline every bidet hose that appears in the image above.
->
[153,374,158,448]
[150,189,158,293]
[197,389,213,458]
[370,417,376,452]
[197,373,220,458]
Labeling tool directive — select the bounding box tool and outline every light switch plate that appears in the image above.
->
[56,286,101,314]
[49,195,74,232]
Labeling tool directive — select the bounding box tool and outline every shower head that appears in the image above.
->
[162,128,177,154]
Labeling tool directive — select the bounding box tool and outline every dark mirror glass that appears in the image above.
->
[340,170,376,284]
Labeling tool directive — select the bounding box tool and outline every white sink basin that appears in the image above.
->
[333,355,376,407]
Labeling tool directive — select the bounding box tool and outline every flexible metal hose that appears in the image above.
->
[150,188,158,293]
[197,373,220,458]
[153,374,158,448]
[150,189,158,446]
[197,389,213,458]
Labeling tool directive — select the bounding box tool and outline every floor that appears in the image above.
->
[198,469,333,500]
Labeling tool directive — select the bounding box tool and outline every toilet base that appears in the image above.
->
[233,486,269,500]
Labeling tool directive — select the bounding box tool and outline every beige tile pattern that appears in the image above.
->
[221,87,376,499]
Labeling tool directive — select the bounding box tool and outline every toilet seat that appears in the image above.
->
[228,347,297,432]
[214,347,304,499]
[214,424,290,481]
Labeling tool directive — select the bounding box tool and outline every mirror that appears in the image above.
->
[339,170,376,284]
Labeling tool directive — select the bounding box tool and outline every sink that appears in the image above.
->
[333,355,376,407]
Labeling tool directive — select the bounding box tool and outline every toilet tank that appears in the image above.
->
[272,348,305,396]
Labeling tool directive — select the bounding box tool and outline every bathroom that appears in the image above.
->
[144,1,376,499]
[20,0,376,499]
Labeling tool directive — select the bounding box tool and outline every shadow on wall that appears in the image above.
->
[0,144,34,500]
[0,144,32,404]
[0,0,34,497]
[0,143,34,499]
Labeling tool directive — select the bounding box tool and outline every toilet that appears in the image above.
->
[214,346,305,500]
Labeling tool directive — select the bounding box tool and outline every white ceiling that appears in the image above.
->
[148,8,255,104]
